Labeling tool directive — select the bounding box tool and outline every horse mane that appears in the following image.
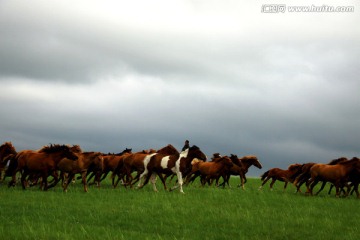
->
[328,157,348,165]
[288,163,302,171]
[157,144,179,155]
[38,144,73,153]
[70,145,82,153]
[189,145,200,151]
[229,154,242,165]
[0,142,15,152]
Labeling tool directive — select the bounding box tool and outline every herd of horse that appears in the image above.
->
[0,141,359,198]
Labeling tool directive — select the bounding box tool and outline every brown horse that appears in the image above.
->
[0,142,17,181]
[121,149,157,187]
[8,144,81,190]
[186,155,233,187]
[57,151,104,192]
[293,157,348,194]
[306,157,360,197]
[90,148,132,188]
[137,144,180,191]
[259,163,303,191]
[220,154,262,189]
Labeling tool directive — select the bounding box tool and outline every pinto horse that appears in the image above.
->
[8,144,81,190]
[57,151,104,192]
[187,155,233,187]
[259,164,303,191]
[167,145,207,193]
[137,144,180,191]
[0,142,17,181]
[306,157,360,197]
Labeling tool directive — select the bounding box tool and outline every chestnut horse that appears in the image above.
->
[121,149,157,187]
[187,155,233,187]
[89,148,132,188]
[8,144,81,190]
[57,151,104,192]
[0,142,17,181]
[293,157,348,194]
[306,157,360,197]
[137,144,180,191]
[259,164,303,191]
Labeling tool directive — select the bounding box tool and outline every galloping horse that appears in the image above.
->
[306,157,360,197]
[220,154,262,189]
[187,155,233,187]
[137,144,180,191]
[57,151,104,192]
[293,157,348,194]
[121,149,157,187]
[93,148,132,188]
[169,145,207,193]
[8,144,81,190]
[0,142,17,181]
[259,164,303,191]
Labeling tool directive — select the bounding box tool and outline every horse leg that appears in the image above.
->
[315,181,327,195]
[157,173,168,191]
[283,181,288,191]
[328,184,334,195]
[20,170,28,190]
[309,179,319,196]
[240,174,245,190]
[63,173,74,192]
[259,176,270,190]
[269,178,276,191]
[150,173,158,192]
[170,170,185,193]
[137,169,149,189]
[81,171,88,192]
[46,171,60,190]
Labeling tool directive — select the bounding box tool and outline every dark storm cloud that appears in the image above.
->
[1,0,360,177]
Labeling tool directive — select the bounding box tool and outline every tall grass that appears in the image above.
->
[0,178,358,240]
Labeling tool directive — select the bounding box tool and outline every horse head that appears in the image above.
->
[188,145,207,162]
[0,142,17,161]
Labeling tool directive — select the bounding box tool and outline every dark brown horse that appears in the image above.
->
[137,144,180,191]
[306,157,360,197]
[57,151,104,192]
[8,144,81,190]
[0,142,17,181]
[220,154,262,189]
[259,164,303,191]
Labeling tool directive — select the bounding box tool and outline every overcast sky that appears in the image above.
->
[1,0,359,176]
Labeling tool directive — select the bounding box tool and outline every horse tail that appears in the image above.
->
[4,153,19,176]
[260,170,269,181]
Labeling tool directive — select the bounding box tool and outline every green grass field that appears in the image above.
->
[0,177,358,240]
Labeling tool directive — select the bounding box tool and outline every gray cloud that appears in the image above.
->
[1,1,360,177]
